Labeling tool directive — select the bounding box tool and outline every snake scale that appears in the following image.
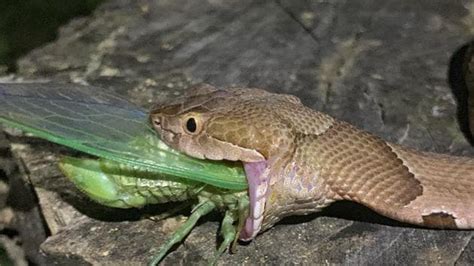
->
[151,45,474,240]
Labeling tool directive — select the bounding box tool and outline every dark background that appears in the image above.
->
[0,0,102,72]
[0,0,473,265]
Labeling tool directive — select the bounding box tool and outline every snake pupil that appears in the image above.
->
[186,118,197,133]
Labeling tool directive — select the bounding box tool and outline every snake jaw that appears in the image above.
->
[239,160,270,241]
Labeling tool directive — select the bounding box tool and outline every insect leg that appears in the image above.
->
[211,210,236,264]
[149,200,216,265]
[232,196,249,252]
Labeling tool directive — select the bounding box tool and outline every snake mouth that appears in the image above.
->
[239,160,270,241]
[152,114,269,239]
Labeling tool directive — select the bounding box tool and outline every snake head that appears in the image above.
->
[150,84,306,240]
[149,84,297,163]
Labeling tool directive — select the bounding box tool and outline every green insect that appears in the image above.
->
[0,82,249,264]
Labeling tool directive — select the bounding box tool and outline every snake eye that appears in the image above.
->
[186,118,196,132]
[183,116,201,134]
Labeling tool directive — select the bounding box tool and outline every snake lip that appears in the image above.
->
[239,160,270,241]
[154,125,181,149]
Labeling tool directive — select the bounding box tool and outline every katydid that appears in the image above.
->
[0,83,249,264]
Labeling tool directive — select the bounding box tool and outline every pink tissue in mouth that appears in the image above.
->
[240,160,268,240]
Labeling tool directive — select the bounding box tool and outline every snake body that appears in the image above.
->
[150,83,474,241]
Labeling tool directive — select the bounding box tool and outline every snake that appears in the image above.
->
[150,45,474,241]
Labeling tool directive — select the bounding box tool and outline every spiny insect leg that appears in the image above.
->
[149,201,216,265]
[211,210,236,264]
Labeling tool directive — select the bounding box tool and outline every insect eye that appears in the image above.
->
[184,117,198,134]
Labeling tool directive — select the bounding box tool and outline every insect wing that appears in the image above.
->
[0,83,247,190]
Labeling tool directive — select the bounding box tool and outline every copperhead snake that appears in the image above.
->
[150,43,474,241]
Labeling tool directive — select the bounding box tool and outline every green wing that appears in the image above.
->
[0,83,247,190]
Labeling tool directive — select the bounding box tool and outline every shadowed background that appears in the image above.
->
[0,0,473,265]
